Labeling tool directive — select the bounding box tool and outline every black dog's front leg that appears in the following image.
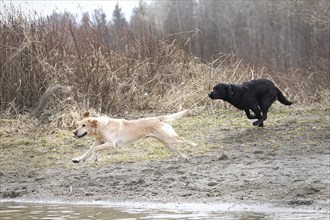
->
[245,109,258,119]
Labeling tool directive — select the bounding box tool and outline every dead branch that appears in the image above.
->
[33,84,72,118]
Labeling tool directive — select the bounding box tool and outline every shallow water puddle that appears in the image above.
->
[0,200,328,220]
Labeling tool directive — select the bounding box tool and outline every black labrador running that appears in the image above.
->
[208,79,292,127]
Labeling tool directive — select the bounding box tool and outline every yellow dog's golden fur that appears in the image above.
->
[72,110,197,163]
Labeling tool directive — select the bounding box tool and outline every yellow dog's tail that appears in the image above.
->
[158,110,190,122]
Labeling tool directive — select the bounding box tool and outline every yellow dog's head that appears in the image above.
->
[74,112,97,138]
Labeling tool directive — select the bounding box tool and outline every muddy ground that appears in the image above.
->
[0,107,329,211]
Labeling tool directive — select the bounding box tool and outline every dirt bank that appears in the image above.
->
[0,107,329,211]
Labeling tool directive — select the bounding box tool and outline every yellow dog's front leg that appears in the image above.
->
[89,142,116,163]
[72,140,103,163]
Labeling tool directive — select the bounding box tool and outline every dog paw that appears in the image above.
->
[72,159,80,163]
[253,120,264,127]
[253,121,260,126]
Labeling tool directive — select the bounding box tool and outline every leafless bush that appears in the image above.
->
[0,5,328,123]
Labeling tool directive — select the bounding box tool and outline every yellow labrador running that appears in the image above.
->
[72,110,197,163]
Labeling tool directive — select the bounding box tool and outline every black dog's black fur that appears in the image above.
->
[208,79,292,127]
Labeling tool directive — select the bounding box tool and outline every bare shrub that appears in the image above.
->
[0,5,329,124]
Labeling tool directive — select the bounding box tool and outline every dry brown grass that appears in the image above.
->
[1,6,329,130]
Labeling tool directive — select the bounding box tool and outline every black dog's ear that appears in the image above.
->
[228,84,234,99]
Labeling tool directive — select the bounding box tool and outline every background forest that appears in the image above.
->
[1,0,329,120]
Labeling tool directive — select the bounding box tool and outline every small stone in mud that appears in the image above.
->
[176,170,185,175]
[3,190,21,198]
[34,177,45,182]
[207,182,217,187]
[217,153,228,160]
[142,168,154,173]
[154,171,163,176]
[305,187,321,194]
[288,199,313,206]
[180,193,192,197]
[112,181,120,186]
[129,179,145,185]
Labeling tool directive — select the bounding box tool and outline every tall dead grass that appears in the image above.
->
[1,6,329,126]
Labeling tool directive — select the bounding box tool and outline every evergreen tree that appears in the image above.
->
[109,3,128,53]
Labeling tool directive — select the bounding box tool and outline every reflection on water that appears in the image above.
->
[0,201,328,220]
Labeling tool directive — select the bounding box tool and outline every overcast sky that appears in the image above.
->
[1,1,146,20]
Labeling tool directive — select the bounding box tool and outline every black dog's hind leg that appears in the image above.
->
[253,118,264,127]
[253,112,266,127]
[253,98,275,127]
[249,106,262,125]
[250,105,264,127]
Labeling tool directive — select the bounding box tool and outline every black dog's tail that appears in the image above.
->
[276,88,293,105]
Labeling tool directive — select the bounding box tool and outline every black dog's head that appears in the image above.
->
[208,83,233,101]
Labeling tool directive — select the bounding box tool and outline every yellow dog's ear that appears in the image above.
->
[89,119,97,127]
[83,112,90,118]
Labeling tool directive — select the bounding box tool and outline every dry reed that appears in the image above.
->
[0,6,329,129]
